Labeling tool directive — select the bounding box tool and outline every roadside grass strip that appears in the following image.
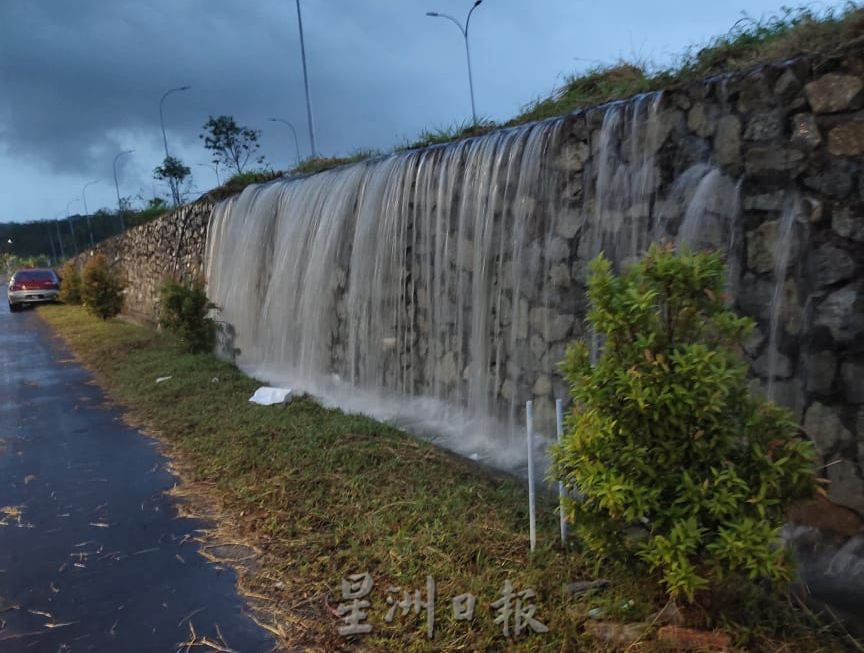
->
[38,304,856,653]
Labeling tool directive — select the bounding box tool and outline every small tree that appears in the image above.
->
[553,244,816,602]
[158,278,216,353]
[81,255,124,319]
[59,261,82,304]
[154,156,191,207]
[200,115,266,175]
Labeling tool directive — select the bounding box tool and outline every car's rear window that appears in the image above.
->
[14,270,55,282]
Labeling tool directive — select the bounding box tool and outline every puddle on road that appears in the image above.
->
[0,505,32,528]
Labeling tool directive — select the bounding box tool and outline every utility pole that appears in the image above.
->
[66,199,80,256]
[295,0,318,157]
[47,226,57,264]
[82,179,99,248]
[54,220,66,260]
[113,149,134,232]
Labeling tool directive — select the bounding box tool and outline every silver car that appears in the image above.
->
[8,268,61,312]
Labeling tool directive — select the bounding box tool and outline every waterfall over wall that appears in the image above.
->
[205,94,742,469]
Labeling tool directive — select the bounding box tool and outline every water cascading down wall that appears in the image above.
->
[205,50,864,504]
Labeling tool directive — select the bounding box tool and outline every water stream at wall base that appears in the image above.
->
[766,195,799,401]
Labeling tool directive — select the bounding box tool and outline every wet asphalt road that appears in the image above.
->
[0,298,275,652]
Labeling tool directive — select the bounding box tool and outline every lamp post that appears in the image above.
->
[196,162,221,187]
[46,226,58,264]
[294,0,317,158]
[268,117,301,167]
[113,149,134,232]
[65,199,80,255]
[426,0,483,125]
[82,179,99,248]
[53,216,66,260]
[159,85,191,159]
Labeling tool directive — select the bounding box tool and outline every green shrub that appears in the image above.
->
[81,255,124,320]
[158,278,216,353]
[59,261,82,304]
[552,244,816,602]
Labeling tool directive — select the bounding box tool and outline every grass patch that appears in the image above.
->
[291,150,384,176]
[38,304,859,652]
[396,119,498,152]
[205,169,284,201]
[511,4,864,124]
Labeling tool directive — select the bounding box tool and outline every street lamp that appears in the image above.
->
[294,0,317,158]
[66,198,80,255]
[52,215,66,260]
[82,179,99,248]
[196,163,221,187]
[113,149,134,232]
[159,85,191,159]
[426,0,484,125]
[268,117,301,167]
[46,226,58,263]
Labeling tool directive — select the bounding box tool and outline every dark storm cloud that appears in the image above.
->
[0,0,855,221]
[2,0,574,183]
[0,0,486,177]
[0,0,298,173]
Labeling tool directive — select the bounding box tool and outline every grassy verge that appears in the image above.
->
[162,7,863,196]
[290,150,384,176]
[38,304,857,652]
[511,4,864,124]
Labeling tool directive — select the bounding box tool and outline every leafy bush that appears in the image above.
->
[81,255,124,320]
[552,244,816,602]
[59,261,82,304]
[158,279,216,353]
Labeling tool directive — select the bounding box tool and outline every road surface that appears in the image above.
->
[0,297,275,652]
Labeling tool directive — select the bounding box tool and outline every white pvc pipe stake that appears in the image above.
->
[526,400,536,552]
[556,398,568,546]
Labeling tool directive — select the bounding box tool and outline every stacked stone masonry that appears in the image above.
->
[74,201,213,323]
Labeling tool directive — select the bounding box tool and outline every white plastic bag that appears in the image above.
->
[249,386,293,405]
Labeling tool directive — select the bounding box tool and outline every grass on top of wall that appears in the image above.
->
[511,4,864,125]
[272,4,863,181]
[37,303,859,653]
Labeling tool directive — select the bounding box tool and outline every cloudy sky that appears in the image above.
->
[0,0,853,222]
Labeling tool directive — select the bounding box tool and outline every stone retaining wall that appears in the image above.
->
[74,200,213,323]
